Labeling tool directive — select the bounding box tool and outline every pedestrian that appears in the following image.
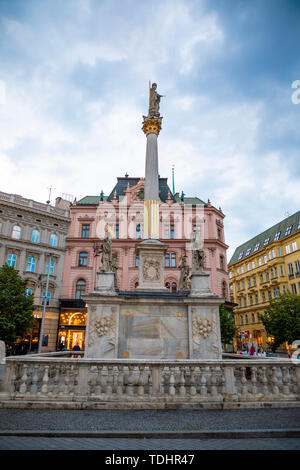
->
[72,343,81,351]
[250,344,256,356]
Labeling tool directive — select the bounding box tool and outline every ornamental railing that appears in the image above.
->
[0,357,299,408]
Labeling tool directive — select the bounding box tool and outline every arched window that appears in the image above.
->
[165,282,170,290]
[222,281,227,298]
[135,282,139,288]
[12,225,21,239]
[245,314,248,324]
[136,224,141,239]
[171,282,177,292]
[171,253,176,267]
[220,255,224,270]
[135,255,139,267]
[165,253,170,267]
[31,229,40,243]
[75,279,86,299]
[79,252,88,267]
[50,233,58,247]
[240,316,243,325]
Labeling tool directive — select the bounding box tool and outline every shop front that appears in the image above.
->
[57,311,87,351]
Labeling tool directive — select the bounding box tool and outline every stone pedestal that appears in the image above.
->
[84,292,223,360]
[96,272,117,296]
[135,239,168,291]
[190,272,213,296]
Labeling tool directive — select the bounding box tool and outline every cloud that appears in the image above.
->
[0,0,299,263]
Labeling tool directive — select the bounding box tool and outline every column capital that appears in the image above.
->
[142,116,163,136]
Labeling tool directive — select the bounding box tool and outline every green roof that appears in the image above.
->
[228,210,300,266]
[76,195,107,205]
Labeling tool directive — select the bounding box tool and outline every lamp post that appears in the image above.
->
[38,254,51,354]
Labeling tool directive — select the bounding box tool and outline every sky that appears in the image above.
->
[0,0,299,260]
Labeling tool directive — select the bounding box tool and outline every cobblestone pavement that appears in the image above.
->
[0,407,300,431]
[0,436,299,450]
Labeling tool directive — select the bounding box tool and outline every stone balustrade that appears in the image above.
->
[0,357,299,409]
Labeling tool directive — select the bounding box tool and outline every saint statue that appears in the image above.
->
[178,255,190,290]
[148,82,164,118]
[191,230,205,272]
[100,229,113,272]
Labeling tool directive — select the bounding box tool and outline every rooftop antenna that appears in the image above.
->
[46,185,55,205]
[172,164,175,195]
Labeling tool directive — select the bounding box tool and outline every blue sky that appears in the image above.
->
[0,0,299,259]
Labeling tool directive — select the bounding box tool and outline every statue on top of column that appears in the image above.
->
[191,230,205,273]
[148,82,164,118]
[100,226,113,272]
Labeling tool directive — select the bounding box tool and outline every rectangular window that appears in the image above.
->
[262,292,266,302]
[45,259,55,275]
[280,265,284,276]
[250,295,253,305]
[264,255,267,264]
[253,277,256,286]
[285,245,290,254]
[291,283,297,294]
[115,224,119,239]
[42,291,51,306]
[248,278,251,288]
[295,260,300,275]
[247,263,250,271]
[7,253,17,267]
[170,225,175,239]
[164,225,170,239]
[135,256,139,267]
[288,263,294,277]
[283,285,287,295]
[252,261,255,269]
[236,268,239,275]
[277,247,281,256]
[229,271,232,279]
[258,258,262,266]
[255,294,258,304]
[274,231,281,241]
[81,224,90,238]
[292,241,297,252]
[284,225,293,236]
[241,266,244,273]
[268,290,272,300]
[273,287,280,298]
[26,257,36,272]
[266,272,269,281]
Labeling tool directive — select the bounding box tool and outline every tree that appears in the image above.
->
[0,264,34,345]
[219,304,238,345]
[260,294,300,352]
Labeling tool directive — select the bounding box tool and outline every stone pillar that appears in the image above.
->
[142,116,162,240]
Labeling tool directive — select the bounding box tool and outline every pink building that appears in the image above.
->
[58,175,229,350]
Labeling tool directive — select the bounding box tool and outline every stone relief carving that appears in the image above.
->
[142,257,161,281]
[88,313,116,347]
[192,316,212,339]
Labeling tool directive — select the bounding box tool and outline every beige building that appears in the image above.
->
[228,210,300,350]
[0,191,70,352]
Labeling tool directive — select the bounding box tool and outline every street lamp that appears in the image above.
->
[38,253,52,354]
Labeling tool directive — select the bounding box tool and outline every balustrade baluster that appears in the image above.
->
[168,367,176,397]
[200,366,207,398]
[41,365,49,395]
[116,365,124,396]
[107,365,114,397]
[210,367,218,399]
[179,366,186,397]
[137,365,145,396]
[240,367,248,398]
[19,364,28,395]
[260,366,269,398]
[281,366,290,396]
[126,366,134,396]
[250,366,257,397]
[30,365,39,394]
[189,366,197,397]
[271,366,280,397]
[95,365,103,396]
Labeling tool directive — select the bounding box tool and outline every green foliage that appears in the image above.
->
[219,304,238,345]
[260,294,300,352]
[0,264,34,344]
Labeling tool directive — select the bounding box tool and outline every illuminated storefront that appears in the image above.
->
[58,311,87,350]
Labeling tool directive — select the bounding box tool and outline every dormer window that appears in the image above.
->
[263,237,270,246]
[254,243,260,252]
[284,225,293,236]
[238,251,244,260]
[274,231,281,241]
